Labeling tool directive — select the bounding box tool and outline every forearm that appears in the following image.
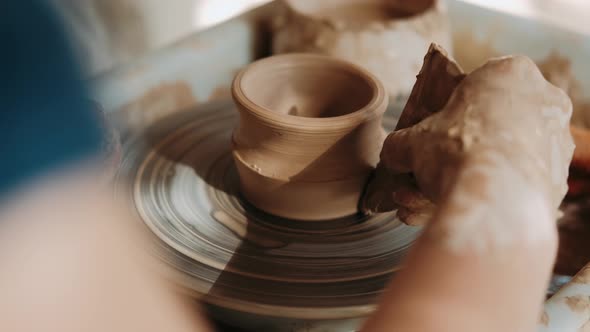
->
[0,165,212,332]
[363,234,555,331]
[363,158,558,331]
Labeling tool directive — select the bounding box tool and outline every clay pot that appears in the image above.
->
[231,54,388,220]
[272,0,453,99]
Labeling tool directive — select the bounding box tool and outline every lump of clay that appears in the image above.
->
[272,0,452,99]
[361,43,464,224]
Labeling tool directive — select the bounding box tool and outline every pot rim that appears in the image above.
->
[232,53,388,132]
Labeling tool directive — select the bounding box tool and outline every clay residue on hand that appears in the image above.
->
[453,31,590,130]
[364,43,574,252]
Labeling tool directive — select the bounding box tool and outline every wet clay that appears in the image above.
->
[451,28,590,130]
[364,43,575,252]
[272,0,452,98]
[361,44,465,221]
[231,54,388,220]
[364,47,587,214]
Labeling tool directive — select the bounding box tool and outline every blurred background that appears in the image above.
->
[52,0,590,76]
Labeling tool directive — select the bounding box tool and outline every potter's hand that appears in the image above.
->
[379,55,574,227]
[0,2,212,331]
[361,53,575,332]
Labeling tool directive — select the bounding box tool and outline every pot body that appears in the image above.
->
[272,0,453,99]
[231,54,387,220]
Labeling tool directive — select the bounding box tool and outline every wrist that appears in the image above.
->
[428,152,558,253]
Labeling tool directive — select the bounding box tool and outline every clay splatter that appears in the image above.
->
[564,295,590,314]
[208,86,231,102]
[120,81,197,130]
[540,310,549,326]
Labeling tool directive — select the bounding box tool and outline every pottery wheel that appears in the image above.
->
[116,100,420,319]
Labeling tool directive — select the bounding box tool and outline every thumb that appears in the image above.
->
[379,128,417,173]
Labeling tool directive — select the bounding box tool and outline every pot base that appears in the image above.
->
[116,101,420,324]
[233,150,368,220]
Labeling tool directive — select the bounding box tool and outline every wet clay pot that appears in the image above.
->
[231,54,388,220]
[272,0,452,99]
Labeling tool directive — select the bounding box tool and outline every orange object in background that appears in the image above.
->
[568,125,590,197]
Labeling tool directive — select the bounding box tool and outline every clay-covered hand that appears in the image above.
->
[380,54,574,228]
[362,51,575,332]
[361,53,575,332]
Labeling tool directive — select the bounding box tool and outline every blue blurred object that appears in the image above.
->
[0,0,103,197]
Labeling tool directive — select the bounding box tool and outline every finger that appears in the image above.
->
[360,171,426,215]
[396,207,433,226]
[379,129,416,173]
[391,179,434,211]
[360,128,414,214]
[391,176,435,226]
